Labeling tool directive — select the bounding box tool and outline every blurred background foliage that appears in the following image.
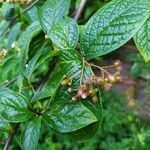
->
[0,0,150,149]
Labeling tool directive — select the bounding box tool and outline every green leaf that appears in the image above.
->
[67,94,103,141]
[27,7,39,22]
[39,0,71,32]
[67,121,101,141]
[31,65,63,102]
[25,42,47,80]
[7,22,21,48]
[0,20,10,36]
[0,87,33,122]
[42,49,102,135]
[25,41,60,80]
[48,17,79,49]
[1,2,14,17]
[59,49,103,138]
[18,21,41,69]
[21,117,41,150]
[0,115,12,132]
[43,86,97,133]
[134,18,150,62]
[60,49,93,88]
[80,0,150,60]
[0,55,19,83]
[34,50,60,72]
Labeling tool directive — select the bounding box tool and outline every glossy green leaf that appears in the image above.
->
[31,65,63,102]
[25,42,60,80]
[134,18,150,62]
[80,0,150,60]
[27,7,39,22]
[68,121,101,141]
[48,18,79,49]
[0,87,33,122]
[67,93,103,141]
[59,49,103,138]
[21,117,41,150]
[60,49,93,88]
[39,0,71,32]
[18,21,41,69]
[1,2,14,17]
[0,55,19,83]
[34,50,60,71]
[0,20,10,36]
[7,22,21,48]
[0,115,12,132]
[43,86,97,133]
[25,42,47,80]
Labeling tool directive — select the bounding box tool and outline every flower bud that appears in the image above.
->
[107,74,116,84]
[61,79,70,85]
[114,71,121,77]
[116,66,122,71]
[97,77,102,84]
[72,96,78,102]
[105,78,109,82]
[11,42,16,48]
[68,81,72,86]
[80,84,87,91]
[92,96,98,103]
[104,83,112,91]
[45,34,49,40]
[114,72,122,82]
[68,87,73,92]
[81,93,88,99]
[115,76,122,82]
[77,89,83,97]
[94,88,98,92]
[114,60,122,67]
[89,88,95,95]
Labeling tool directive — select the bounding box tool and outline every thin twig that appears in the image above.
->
[23,0,40,13]
[0,76,18,87]
[3,124,20,150]
[74,0,87,21]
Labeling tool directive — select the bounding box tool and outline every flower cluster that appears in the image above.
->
[61,60,122,103]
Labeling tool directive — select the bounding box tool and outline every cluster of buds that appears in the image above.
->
[2,0,32,5]
[72,80,99,103]
[61,60,122,103]
[0,49,8,64]
[72,72,122,103]
[61,75,72,86]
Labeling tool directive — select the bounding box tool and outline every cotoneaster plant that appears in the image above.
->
[0,0,150,149]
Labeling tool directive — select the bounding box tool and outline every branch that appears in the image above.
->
[74,0,87,21]
[23,0,40,13]
[3,124,20,150]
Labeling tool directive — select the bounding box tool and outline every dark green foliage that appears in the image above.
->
[0,0,150,149]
